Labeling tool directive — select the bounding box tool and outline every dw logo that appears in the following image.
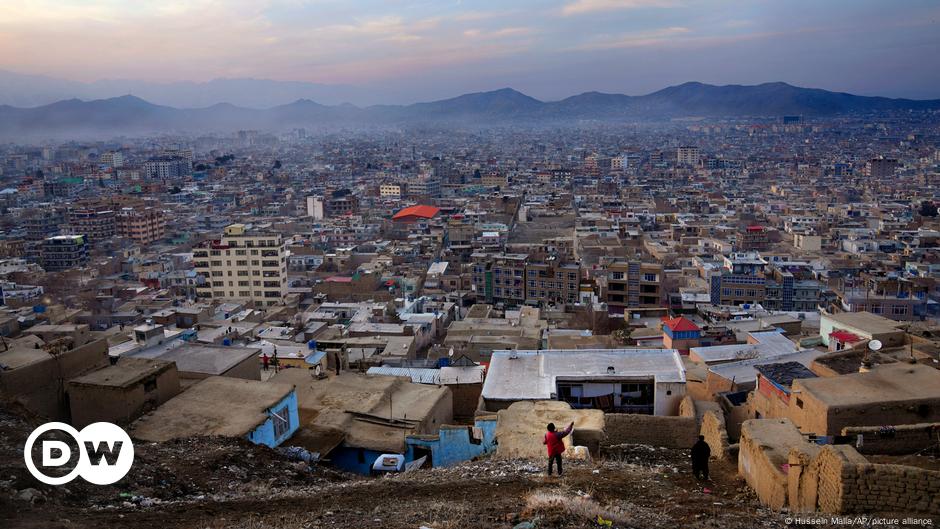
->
[23,422,134,485]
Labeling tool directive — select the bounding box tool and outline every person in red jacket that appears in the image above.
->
[543,421,574,476]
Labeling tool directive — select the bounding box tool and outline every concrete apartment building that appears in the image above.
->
[472,252,581,307]
[524,257,580,306]
[194,224,288,307]
[471,252,527,306]
[68,203,116,242]
[605,261,663,314]
[116,206,166,245]
[41,234,89,271]
[379,183,404,197]
[863,157,898,179]
[676,146,701,166]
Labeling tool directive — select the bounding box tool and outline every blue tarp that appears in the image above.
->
[305,350,326,365]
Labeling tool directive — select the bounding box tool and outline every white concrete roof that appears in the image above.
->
[690,331,796,363]
[426,261,449,275]
[482,349,686,401]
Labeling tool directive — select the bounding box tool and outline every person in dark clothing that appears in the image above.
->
[543,421,574,476]
[691,435,711,480]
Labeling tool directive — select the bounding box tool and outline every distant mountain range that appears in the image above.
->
[2,82,938,139]
[0,70,367,108]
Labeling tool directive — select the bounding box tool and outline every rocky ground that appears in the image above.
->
[1,406,788,529]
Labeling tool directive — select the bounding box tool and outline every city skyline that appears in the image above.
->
[1,0,939,104]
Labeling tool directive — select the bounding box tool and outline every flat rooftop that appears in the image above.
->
[691,331,796,364]
[795,363,940,407]
[824,311,904,335]
[482,349,686,401]
[132,377,294,441]
[0,348,50,371]
[68,357,173,388]
[131,343,258,375]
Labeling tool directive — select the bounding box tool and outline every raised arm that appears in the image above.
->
[559,421,574,438]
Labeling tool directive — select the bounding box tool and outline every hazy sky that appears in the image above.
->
[1,0,939,101]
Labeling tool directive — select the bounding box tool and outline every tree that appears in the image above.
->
[273,160,282,169]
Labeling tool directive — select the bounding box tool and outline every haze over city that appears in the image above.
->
[1,0,939,107]
[2,2,940,529]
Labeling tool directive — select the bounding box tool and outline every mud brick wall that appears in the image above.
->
[700,410,731,459]
[841,423,940,456]
[603,414,698,449]
[788,445,854,513]
[841,462,940,514]
[789,445,940,515]
[739,423,791,510]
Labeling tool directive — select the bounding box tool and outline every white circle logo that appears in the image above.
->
[23,422,134,485]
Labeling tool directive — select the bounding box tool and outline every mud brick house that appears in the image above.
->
[131,376,299,448]
[67,357,181,428]
[788,363,940,436]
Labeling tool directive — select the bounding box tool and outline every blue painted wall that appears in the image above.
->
[325,418,498,475]
[330,446,386,475]
[405,417,497,468]
[246,390,300,448]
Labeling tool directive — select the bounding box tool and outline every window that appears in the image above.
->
[272,405,291,438]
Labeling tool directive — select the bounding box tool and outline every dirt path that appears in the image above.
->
[6,456,786,529]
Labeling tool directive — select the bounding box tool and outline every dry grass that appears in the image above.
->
[522,490,629,526]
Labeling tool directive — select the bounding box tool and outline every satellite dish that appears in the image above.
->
[868,340,883,351]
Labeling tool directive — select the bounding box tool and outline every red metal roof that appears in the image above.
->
[746,225,764,232]
[662,316,700,332]
[830,330,863,343]
[392,204,440,220]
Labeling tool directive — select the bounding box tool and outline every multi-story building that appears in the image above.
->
[42,235,89,271]
[481,172,509,188]
[143,157,192,179]
[68,203,116,243]
[407,176,441,198]
[380,184,404,198]
[306,196,324,219]
[471,252,582,307]
[739,225,770,251]
[193,224,288,308]
[99,151,124,168]
[25,208,65,241]
[116,206,165,245]
[326,194,358,217]
[525,258,581,306]
[677,146,701,166]
[472,252,527,306]
[605,261,663,314]
[863,157,898,179]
